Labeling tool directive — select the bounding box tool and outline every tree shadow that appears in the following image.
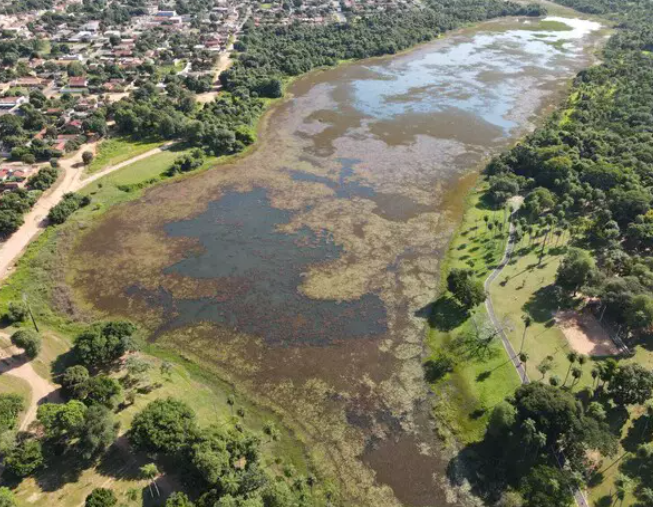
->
[622,411,653,452]
[50,349,77,380]
[35,449,89,491]
[415,296,468,332]
[95,435,146,481]
[522,285,557,324]
[0,352,29,375]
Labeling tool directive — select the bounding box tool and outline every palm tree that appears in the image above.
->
[227,394,235,415]
[591,367,599,388]
[578,354,588,371]
[563,351,578,386]
[519,352,529,366]
[141,463,160,497]
[520,315,532,354]
[570,366,583,390]
[484,214,489,232]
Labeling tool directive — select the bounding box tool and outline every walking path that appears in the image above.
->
[0,143,173,283]
[483,204,589,507]
[0,332,60,431]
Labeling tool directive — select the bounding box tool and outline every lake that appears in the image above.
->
[69,15,604,507]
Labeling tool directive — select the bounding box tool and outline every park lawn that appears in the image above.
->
[86,138,163,175]
[426,185,521,443]
[486,238,594,387]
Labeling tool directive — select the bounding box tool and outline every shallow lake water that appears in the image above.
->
[70,15,604,507]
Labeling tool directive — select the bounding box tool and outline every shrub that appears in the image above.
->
[4,438,44,478]
[0,394,25,432]
[85,488,117,507]
[5,301,28,323]
[10,329,41,359]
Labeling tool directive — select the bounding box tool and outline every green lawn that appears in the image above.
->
[426,185,521,443]
[86,138,164,175]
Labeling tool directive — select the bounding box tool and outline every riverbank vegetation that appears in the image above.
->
[427,1,653,505]
[109,0,545,157]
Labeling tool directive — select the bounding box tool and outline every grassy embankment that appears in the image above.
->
[0,144,323,507]
[425,185,521,444]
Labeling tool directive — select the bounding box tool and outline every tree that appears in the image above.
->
[563,351,578,386]
[487,401,517,438]
[166,493,194,507]
[141,463,160,497]
[447,268,485,309]
[0,394,25,433]
[4,438,44,478]
[79,405,119,459]
[519,315,532,354]
[609,364,653,406]
[62,365,90,398]
[83,375,123,409]
[73,321,136,368]
[555,248,595,295]
[130,398,197,454]
[0,488,16,507]
[37,400,87,440]
[125,356,151,386]
[10,329,41,359]
[625,294,653,331]
[536,355,554,380]
[570,366,583,389]
[520,465,576,507]
[82,151,94,166]
[85,489,117,507]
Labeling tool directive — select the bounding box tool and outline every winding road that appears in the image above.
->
[483,203,589,507]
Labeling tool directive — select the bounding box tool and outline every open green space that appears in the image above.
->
[85,138,163,175]
[426,185,521,443]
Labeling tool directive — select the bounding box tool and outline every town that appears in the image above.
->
[0,0,422,236]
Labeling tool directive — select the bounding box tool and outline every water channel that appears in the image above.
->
[70,15,604,507]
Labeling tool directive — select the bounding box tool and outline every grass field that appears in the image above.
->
[428,180,653,505]
[426,185,521,443]
[86,138,164,175]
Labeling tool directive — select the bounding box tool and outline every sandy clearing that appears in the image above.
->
[555,309,619,356]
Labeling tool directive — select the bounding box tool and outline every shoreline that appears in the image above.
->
[0,9,611,507]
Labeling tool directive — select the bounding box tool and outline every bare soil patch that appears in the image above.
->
[555,309,619,356]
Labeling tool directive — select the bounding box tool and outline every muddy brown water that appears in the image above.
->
[69,16,604,507]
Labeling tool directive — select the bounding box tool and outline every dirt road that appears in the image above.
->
[0,332,60,431]
[0,143,172,283]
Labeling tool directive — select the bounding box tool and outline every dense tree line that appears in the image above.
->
[112,0,545,153]
[222,0,544,97]
[485,0,653,340]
